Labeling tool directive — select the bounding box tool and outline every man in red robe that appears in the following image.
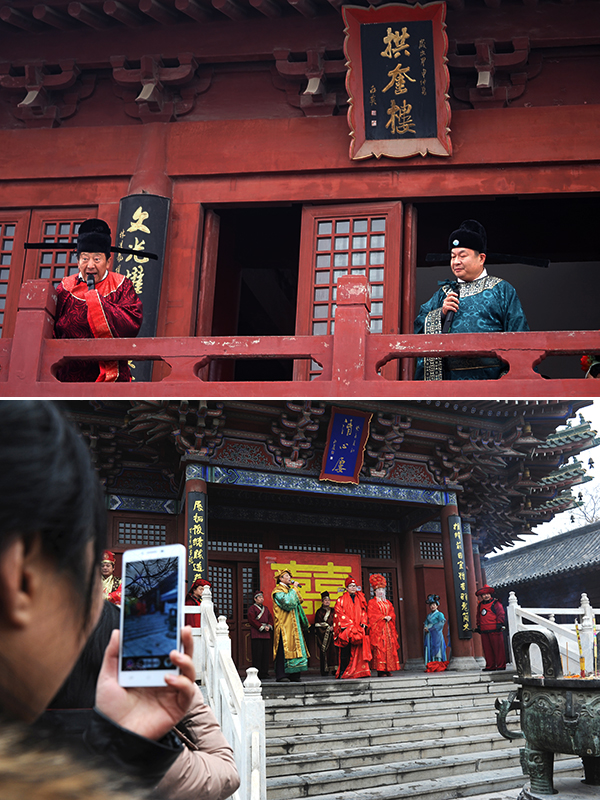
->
[367,574,400,676]
[333,576,371,679]
[474,584,507,671]
[247,590,274,680]
[54,218,142,382]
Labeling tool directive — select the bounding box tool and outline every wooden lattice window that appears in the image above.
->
[208,536,262,554]
[208,564,234,619]
[295,202,403,380]
[23,209,96,290]
[37,220,81,287]
[117,521,167,546]
[0,222,17,337]
[242,565,259,620]
[0,212,29,339]
[420,539,443,561]
[346,539,392,559]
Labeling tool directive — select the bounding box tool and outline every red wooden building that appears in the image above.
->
[69,399,599,671]
[1,1,600,396]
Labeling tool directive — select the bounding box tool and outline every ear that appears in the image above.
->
[480,252,487,266]
[0,535,42,629]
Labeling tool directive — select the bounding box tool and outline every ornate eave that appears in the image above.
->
[66,399,596,555]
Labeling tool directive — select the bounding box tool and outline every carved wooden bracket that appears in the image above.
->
[448,37,542,108]
[111,53,211,122]
[266,401,323,469]
[272,48,347,117]
[0,59,95,127]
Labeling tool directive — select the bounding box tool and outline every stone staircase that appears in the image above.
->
[262,670,584,800]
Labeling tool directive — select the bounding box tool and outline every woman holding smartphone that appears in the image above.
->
[0,402,202,792]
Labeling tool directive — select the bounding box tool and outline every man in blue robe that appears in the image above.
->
[414,220,529,380]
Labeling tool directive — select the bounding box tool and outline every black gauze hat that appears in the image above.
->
[448,219,487,254]
[77,218,112,257]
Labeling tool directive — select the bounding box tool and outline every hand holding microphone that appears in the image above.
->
[442,281,460,333]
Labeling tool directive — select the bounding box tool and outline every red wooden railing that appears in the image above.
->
[1,277,599,398]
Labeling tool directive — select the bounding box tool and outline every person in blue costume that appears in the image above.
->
[414,220,529,380]
[423,594,447,665]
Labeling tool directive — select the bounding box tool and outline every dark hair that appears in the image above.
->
[0,401,107,626]
[48,602,119,709]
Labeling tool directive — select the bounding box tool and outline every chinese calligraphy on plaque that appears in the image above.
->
[114,193,170,381]
[448,515,472,639]
[343,3,451,160]
[187,492,207,585]
[320,407,372,485]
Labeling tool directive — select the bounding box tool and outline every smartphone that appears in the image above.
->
[119,543,186,687]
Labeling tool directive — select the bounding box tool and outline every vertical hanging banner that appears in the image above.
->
[186,491,207,590]
[115,193,170,382]
[320,406,372,484]
[343,2,451,160]
[448,514,472,639]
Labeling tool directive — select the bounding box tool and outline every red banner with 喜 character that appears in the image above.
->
[260,550,362,625]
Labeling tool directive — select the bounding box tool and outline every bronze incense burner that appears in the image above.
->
[496,628,600,796]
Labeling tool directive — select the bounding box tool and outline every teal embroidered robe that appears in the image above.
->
[414,276,529,381]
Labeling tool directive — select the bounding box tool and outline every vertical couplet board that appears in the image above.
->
[448,514,472,639]
[186,490,207,590]
[115,193,170,382]
[343,2,451,160]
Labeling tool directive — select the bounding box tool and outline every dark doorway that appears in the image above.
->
[415,196,600,378]
[210,205,302,381]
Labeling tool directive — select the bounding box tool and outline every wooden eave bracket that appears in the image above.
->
[110,53,211,121]
[448,36,542,108]
[0,59,95,126]
[271,47,348,117]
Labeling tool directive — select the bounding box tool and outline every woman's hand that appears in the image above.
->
[95,626,196,741]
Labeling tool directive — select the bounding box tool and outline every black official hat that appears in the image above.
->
[448,219,487,254]
[76,218,112,257]
[24,216,158,260]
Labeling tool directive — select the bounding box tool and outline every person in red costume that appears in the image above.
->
[474,584,507,671]
[54,218,142,382]
[185,577,212,627]
[333,576,371,679]
[367,574,400,677]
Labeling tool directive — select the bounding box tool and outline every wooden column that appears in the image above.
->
[463,526,484,661]
[128,122,172,197]
[440,501,478,670]
[401,202,417,381]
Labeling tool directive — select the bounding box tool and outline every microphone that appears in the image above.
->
[441,281,460,333]
[86,274,95,292]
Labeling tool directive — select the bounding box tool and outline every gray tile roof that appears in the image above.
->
[484,520,600,587]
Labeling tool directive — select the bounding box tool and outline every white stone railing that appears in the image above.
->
[184,589,266,800]
[507,591,597,676]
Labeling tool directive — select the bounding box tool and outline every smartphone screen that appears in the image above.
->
[119,544,185,687]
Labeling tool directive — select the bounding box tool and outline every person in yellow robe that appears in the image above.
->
[271,570,309,682]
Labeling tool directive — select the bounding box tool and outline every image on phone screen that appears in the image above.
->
[121,555,180,672]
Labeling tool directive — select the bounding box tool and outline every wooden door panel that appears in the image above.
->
[295,201,403,381]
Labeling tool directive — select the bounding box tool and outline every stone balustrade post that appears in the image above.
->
[240,667,266,800]
[506,591,520,665]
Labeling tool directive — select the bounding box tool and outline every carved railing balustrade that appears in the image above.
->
[2,276,600,397]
